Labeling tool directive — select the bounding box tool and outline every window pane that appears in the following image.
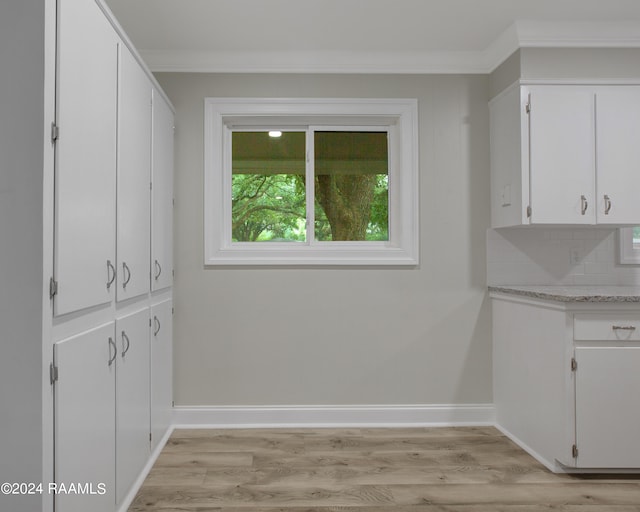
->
[232,131,306,242]
[633,226,640,248]
[314,131,389,241]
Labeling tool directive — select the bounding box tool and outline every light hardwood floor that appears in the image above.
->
[129,427,640,511]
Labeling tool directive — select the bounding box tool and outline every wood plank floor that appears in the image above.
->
[129,427,640,511]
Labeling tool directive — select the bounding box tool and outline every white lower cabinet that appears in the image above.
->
[115,308,151,505]
[492,291,640,471]
[54,301,172,512]
[150,299,173,450]
[54,323,116,512]
[574,346,640,468]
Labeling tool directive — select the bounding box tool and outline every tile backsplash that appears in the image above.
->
[487,227,640,286]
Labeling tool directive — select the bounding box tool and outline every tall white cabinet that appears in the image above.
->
[151,94,175,292]
[54,0,119,316]
[117,44,153,302]
[7,1,177,511]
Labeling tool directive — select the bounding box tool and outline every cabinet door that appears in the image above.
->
[595,87,640,224]
[55,0,118,316]
[115,308,151,505]
[54,323,116,512]
[151,91,174,291]
[117,45,152,301]
[527,86,596,224]
[575,346,640,467]
[150,299,173,451]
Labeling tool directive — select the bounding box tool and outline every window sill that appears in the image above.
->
[204,243,418,267]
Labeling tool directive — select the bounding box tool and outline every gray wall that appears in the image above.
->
[0,1,45,511]
[490,48,640,98]
[489,49,521,99]
[155,72,492,407]
[520,48,640,80]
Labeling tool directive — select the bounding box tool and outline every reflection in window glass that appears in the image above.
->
[314,131,389,241]
[633,226,640,248]
[231,131,306,242]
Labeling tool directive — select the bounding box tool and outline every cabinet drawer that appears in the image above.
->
[574,314,640,341]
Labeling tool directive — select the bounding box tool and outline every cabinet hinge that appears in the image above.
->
[51,122,59,143]
[49,363,58,385]
[571,358,578,372]
[149,318,152,327]
[49,277,58,299]
[525,102,531,114]
[526,206,532,218]
[572,444,578,458]
[150,181,153,190]
[172,307,174,315]
[149,432,152,442]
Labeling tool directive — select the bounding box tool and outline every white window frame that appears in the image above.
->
[619,227,640,264]
[204,98,419,266]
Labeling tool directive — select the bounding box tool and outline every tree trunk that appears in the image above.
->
[315,174,376,240]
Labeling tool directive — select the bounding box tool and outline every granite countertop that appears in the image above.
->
[488,285,640,303]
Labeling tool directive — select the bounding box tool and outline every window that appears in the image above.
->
[619,226,640,264]
[204,98,419,265]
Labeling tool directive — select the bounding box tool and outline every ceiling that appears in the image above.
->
[103,0,640,73]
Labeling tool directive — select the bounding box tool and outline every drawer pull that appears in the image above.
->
[612,325,636,331]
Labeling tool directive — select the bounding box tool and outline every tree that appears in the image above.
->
[231,173,305,242]
[232,172,388,242]
[315,173,377,241]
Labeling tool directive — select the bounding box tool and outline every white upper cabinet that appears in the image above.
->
[54,0,119,316]
[117,44,152,301]
[594,87,640,224]
[490,83,640,227]
[528,86,596,224]
[151,91,175,292]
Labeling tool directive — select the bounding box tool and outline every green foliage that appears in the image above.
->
[232,173,306,242]
[367,174,389,241]
[232,172,388,243]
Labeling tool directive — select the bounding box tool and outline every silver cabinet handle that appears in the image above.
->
[121,330,131,357]
[122,262,131,288]
[153,315,161,337]
[613,325,636,331]
[604,194,612,215]
[108,337,117,366]
[106,260,116,289]
[580,195,588,215]
[154,259,162,280]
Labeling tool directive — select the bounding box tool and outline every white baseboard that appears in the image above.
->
[173,403,495,429]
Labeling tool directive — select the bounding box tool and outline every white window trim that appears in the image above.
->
[619,227,640,264]
[204,98,419,266]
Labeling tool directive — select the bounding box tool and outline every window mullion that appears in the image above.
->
[306,128,315,245]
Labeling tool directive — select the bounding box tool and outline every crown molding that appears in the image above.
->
[142,21,640,75]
